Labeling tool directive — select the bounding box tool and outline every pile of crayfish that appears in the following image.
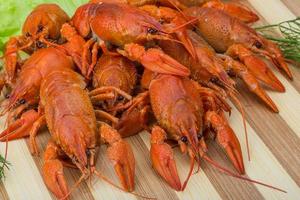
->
[0,0,290,199]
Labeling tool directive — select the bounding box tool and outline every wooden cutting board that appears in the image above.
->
[0,0,299,199]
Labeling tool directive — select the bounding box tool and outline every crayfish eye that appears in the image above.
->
[158,19,165,24]
[227,68,236,77]
[5,94,10,99]
[210,77,218,83]
[37,24,43,33]
[197,133,203,139]
[36,41,45,48]
[25,32,31,37]
[254,41,262,48]
[86,149,91,157]
[181,136,188,143]
[19,99,26,104]
[147,27,158,35]
[117,95,124,101]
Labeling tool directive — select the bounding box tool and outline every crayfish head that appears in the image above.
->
[71,3,94,38]
[166,99,203,157]
[22,4,70,47]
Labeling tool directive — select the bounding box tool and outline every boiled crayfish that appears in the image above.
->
[1,67,136,199]
[2,4,69,84]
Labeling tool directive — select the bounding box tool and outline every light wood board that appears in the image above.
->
[0,0,300,199]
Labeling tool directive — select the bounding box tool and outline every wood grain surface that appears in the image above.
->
[0,0,300,199]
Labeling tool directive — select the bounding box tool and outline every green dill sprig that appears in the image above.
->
[0,141,10,180]
[0,153,10,180]
[256,17,300,63]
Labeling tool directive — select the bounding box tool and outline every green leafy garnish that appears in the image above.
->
[256,17,300,63]
[0,154,10,180]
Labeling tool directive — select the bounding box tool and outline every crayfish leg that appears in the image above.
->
[114,91,150,137]
[29,114,46,155]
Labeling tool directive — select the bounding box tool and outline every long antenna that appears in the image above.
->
[93,169,156,199]
[203,155,286,193]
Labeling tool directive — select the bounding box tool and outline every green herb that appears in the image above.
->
[0,154,10,180]
[0,141,10,180]
[256,17,300,63]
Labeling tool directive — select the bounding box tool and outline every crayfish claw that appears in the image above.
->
[119,43,190,77]
[226,44,285,92]
[43,141,69,199]
[223,56,279,112]
[0,110,39,141]
[205,111,245,174]
[261,39,292,79]
[150,126,182,191]
[100,123,135,191]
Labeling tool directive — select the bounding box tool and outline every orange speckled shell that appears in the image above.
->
[93,55,137,94]
[40,68,97,167]
[185,7,259,52]
[8,47,74,106]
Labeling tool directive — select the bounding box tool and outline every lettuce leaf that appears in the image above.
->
[0,0,87,54]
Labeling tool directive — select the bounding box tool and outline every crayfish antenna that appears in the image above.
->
[4,40,33,56]
[93,169,156,199]
[228,91,250,161]
[181,154,195,191]
[164,0,187,10]
[0,84,27,116]
[60,173,86,200]
[168,18,199,33]
[202,155,287,193]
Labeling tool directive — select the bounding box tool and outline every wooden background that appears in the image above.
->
[0,0,300,199]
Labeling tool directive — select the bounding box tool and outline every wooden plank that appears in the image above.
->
[0,182,9,200]
[237,82,300,186]
[281,0,300,16]
[226,105,300,199]
[248,0,295,22]
[0,137,52,200]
